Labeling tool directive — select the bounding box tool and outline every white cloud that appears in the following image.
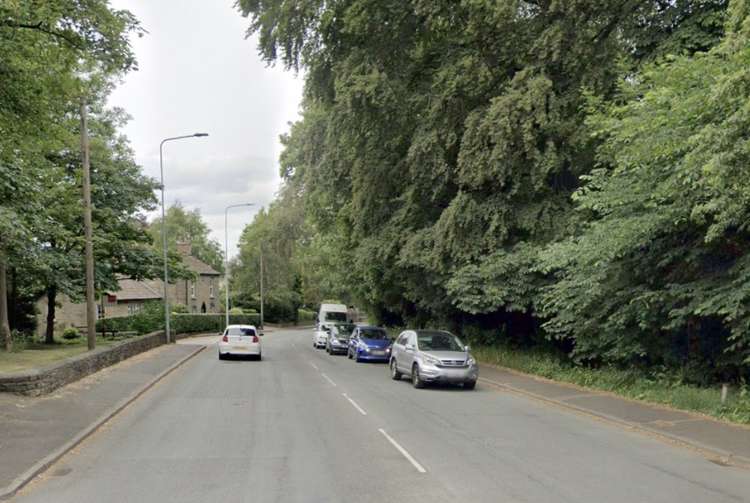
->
[108,0,303,258]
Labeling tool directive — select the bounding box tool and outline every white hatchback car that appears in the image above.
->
[218,325,262,360]
[313,329,329,349]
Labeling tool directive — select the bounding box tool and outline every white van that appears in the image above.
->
[317,303,349,330]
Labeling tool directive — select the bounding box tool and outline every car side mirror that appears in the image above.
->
[259,332,264,337]
[465,345,470,352]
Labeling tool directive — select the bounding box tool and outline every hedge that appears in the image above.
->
[97,311,262,335]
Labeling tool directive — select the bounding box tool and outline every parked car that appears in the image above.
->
[326,323,356,355]
[313,328,329,349]
[317,303,349,331]
[218,324,262,360]
[347,325,392,362]
[389,330,478,389]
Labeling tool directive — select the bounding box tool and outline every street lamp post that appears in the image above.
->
[159,133,208,343]
[224,203,254,328]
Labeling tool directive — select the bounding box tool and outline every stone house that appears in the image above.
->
[34,245,221,336]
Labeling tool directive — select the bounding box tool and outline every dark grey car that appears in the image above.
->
[326,323,356,355]
[390,330,478,389]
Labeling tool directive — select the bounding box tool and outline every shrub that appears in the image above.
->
[171,304,189,314]
[62,327,81,340]
[298,308,316,321]
[229,307,244,315]
[97,311,262,336]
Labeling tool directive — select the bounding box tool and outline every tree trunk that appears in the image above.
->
[45,285,57,344]
[0,258,10,351]
[9,267,17,330]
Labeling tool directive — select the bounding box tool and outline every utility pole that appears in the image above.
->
[81,99,97,351]
[259,246,264,330]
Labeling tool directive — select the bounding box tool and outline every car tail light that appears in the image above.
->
[252,335,259,343]
[221,334,228,342]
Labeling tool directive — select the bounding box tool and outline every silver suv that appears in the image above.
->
[390,330,478,389]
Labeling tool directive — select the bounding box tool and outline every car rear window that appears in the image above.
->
[325,312,347,322]
[226,327,256,336]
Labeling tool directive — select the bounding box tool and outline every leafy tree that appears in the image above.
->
[148,203,224,274]
[540,2,750,376]
[0,0,141,348]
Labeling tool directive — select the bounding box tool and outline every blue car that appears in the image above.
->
[347,326,392,362]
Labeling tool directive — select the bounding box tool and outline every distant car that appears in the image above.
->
[326,323,356,355]
[313,328,329,349]
[390,330,478,389]
[218,324,262,360]
[347,326,392,362]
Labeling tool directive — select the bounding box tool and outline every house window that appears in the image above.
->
[190,281,196,299]
[128,303,142,316]
[209,281,214,299]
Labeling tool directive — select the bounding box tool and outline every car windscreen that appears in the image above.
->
[334,324,356,337]
[226,327,256,337]
[360,328,388,340]
[325,312,347,322]
[416,332,464,351]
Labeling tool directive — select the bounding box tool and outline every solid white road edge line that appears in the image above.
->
[378,428,427,473]
[321,373,337,386]
[342,393,367,415]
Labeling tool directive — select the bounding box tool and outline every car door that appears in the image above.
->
[391,331,406,368]
[349,328,359,355]
[401,332,417,373]
[395,332,413,372]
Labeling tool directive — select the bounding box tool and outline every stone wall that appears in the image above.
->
[0,331,167,396]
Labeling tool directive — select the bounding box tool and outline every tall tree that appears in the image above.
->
[148,203,224,274]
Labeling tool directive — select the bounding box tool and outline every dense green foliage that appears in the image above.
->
[96,303,261,335]
[236,0,750,382]
[0,2,176,346]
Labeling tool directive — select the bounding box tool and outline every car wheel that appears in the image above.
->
[412,364,425,389]
[464,380,476,390]
[257,353,262,361]
[347,349,353,359]
[390,359,402,380]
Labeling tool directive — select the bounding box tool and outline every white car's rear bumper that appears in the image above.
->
[218,342,261,355]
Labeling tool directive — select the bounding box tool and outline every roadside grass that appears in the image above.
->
[473,345,750,425]
[0,337,118,374]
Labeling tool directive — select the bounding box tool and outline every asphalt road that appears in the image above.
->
[12,328,750,503]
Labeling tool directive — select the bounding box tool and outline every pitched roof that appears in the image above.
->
[181,253,220,276]
[111,278,163,301]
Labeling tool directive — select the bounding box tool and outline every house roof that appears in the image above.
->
[111,278,163,301]
[181,254,220,276]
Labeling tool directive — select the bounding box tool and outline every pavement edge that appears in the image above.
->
[0,344,206,501]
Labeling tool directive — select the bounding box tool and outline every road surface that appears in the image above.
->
[13,328,750,503]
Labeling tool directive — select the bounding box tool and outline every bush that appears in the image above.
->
[171,304,189,314]
[229,307,244,315]
[97,309,262,336]
[298,308,316,321]
[62,327,81,340]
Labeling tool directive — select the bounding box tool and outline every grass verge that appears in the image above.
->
[0,337,118,374]
[473,345,750,425]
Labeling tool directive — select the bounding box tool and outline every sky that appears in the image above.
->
[107,0,303,260]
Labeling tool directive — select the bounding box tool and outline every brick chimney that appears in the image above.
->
[176,242,192,256]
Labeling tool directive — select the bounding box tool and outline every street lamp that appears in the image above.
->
[159,133,208,343]
[224,203,254,328]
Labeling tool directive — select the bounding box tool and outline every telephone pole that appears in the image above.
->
[81,99,97,350]
[259,246,264,329]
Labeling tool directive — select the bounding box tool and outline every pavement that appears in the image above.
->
[477,365,750,467]
[4,328,750,502]
[0,340,205,499]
